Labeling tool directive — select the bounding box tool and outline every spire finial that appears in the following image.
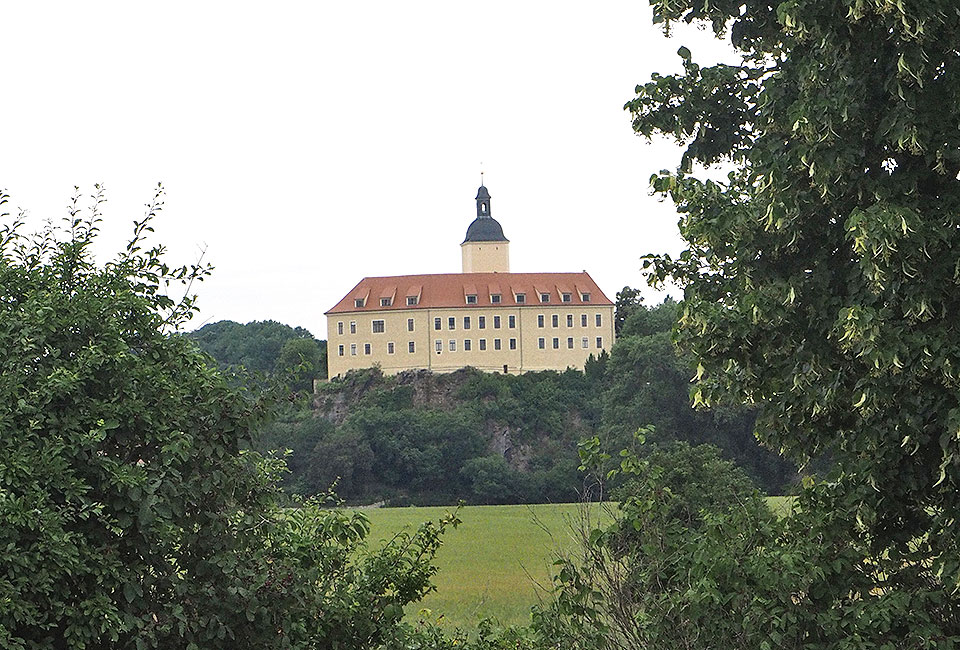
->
[480,166,484,187]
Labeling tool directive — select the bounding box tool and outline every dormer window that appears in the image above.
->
[354,298,365,308]
[581,292,591,302]
[561,293,572,303]
[540,293,550,303]
[515,293,526,304]
[491,294,502,304]
[407,296,418,306]
[380,297,392,307]
[466,294,478,304]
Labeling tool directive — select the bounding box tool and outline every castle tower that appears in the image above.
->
[461,184,510,273]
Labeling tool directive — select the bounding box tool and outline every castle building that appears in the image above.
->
[325,185,615,377]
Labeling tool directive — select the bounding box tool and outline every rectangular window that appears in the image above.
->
[566,314,573,328]
[435,339,443,353]
[408,341,416,353]
[464,339,472,351]
[380,297,392,307]
[448,317,456,330]
[552,314,559,328]
[364,343,371,355]
[494,316,501,329]
[515,293,526,304]
[540,292,550,303]
[562,293,572,303]
[407,296,418,306]
[350,343,357,356]
[552,338,560,349]
[596,336,603,349]
[508,315,516,328]
[538,314,545,328]
[350,321,357,334]
[372,320,385,333]
[491,294,502,304]
[582,337,589,349]
[478,316,486,329]
[509,338,517,350]
[434,317,442,330]
[494,338,502,350]
[337,321,344,335]
[466,294,477,304]
[596,314,602,327]
[581,314,587,327]
[581,293,591,302]
[538,338,545,349]
[464,316,471,330]
[408,318,415,332]
[354,298,365,308]
[567,337,574,349]
[479,339,487,351]
[449,339,457,352]
[338,344,344,356]
[388,342,395,354]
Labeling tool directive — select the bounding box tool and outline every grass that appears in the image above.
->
[363,503,608,629]
[362,497,792,629]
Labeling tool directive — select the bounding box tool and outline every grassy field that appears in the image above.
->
[363,497,794,629]
[364,503,609,629]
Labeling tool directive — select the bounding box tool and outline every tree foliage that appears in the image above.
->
[189,319,327,382]
[631,0,960,643]
[0,187,452,649]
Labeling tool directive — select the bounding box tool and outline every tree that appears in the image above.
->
[190,320,326,380]
[632,0,960,642]
[275,336,325,391]
[0,187,452,649]
[613,286,644,335]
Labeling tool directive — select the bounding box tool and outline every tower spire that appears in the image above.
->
[475,181,491,218]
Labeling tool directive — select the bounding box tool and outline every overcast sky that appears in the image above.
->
[1,2,736,339]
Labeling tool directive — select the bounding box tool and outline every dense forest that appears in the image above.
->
[189,295,796,504]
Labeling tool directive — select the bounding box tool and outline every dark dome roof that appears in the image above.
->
[463,216,508,243]
[475,185,491,200]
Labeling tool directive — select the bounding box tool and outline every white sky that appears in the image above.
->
[1,2,736,339]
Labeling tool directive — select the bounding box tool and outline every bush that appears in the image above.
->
[0,187,451,649]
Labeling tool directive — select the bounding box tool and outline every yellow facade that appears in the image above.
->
[326,304,614,377]
[461,241,510,273]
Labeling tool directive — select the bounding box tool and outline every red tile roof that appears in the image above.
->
[326,272,613,314]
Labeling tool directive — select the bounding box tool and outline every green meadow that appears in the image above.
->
[364,503,610,629]
[363,498,795,630]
